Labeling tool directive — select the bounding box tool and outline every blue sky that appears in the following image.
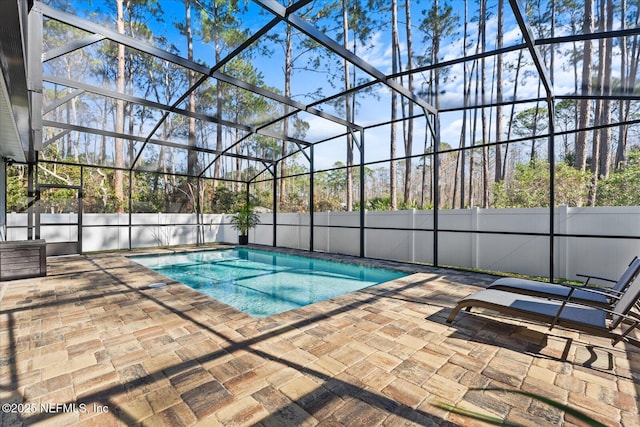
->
[45,0,622,170]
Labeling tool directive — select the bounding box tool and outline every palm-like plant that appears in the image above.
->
[230,203,260,244]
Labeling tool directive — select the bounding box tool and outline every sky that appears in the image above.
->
[45,0,631,171]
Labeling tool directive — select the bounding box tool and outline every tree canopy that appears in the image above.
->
[7,0,640,213]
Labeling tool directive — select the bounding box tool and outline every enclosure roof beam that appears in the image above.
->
[558,94,640,101]
[37,2,360,137]
[215,72,362,131]
[253,0,437,116]
[136,15,283,172]
[208,18,281,77]
[439,97,548,113]
[42,34,105,62]
[197,98,318,179]
[394,44,527,80]
[197,107,320,178]
[251,115,640,183]
[509,0,554,98]
[42,120,271,164]
[380,27,640,86]
[287,0,315,14]
[43,75,310,153]
[37,2,210,74]
[301,43,526,116]
[135,42,343,173]
[249,162,276,183]
[43,74,252,132]
[38,157,247,184]
[43,129,71,148]
[39,0,360,178]
[198,132,265,178]
[536,27,640,45]
[42,89,84,114]
[249,123,361,180]
[39,0,362,184]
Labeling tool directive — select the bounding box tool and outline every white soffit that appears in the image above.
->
[0,68,26,163]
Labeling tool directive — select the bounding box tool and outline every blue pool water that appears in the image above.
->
[130,248,407,317]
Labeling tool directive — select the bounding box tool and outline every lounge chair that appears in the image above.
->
[486,257,640,308]
[446,272,640,348]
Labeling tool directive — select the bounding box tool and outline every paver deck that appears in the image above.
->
[1,245,639,426]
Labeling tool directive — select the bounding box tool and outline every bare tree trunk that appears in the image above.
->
[390,0,399,210]
[99,94,107,164]
[114,0,126,213]
[618,3,639,169]
[468,24,483,208]
[479,0,489,208]
[212,3,223,197]
[503,49,523,177]
[64,76,72,159]
[457,0,469,208]
[575,0,594,172]
[588,0,606,206]
[342,0,354,211]
[571,30,579,162]
[235,128,242,193]
[598,0,614,179]
[66,56,79,161]
[403,0,414,205]
[161,124,169,211]
[420,130,428,209]
[550,0,555,84]
[530,85,542,163]
[280,15,293,210]
[186,0,197,178]
[616,0,627,170]
[494,0,504,183]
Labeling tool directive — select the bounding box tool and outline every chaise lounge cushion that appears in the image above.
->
[487,257,640,308]
[449,289,607,329]
[488,277,610,306]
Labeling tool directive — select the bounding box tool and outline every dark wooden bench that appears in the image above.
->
[0,240,47,280]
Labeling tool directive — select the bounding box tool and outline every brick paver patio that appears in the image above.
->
[1,245,639,426]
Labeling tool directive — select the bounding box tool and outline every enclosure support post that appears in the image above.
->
[128,172,132,250]
[509,0,556,282]
[547,99,556,282]
[244,181,250,245]
[0,160,5,241]
[359,131,365,258]
[79,166,83,253]
[272,162,277,247]
[28,6,43,242]
[196,177,202,246]
[432,113,440,267]
[309,144,314,252]
[348,127,366,258]
[28,163,35,240]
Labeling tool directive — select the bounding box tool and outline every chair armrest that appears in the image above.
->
[549,288,627,331]
[548,283,621,300]
[548,299,640,348]
[628,310,640,321]
[575,273,617,285]
[561,300,640,326]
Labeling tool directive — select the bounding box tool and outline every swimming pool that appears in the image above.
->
[130,248,407,317]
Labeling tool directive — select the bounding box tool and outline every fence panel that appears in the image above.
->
[564,207,640,284]
[438,209,473,268]
[5,207,639,281]
[366,211,412,261]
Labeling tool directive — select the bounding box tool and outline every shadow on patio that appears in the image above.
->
[1,248,638,426]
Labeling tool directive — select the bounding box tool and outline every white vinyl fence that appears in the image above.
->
[6,206,640,283]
